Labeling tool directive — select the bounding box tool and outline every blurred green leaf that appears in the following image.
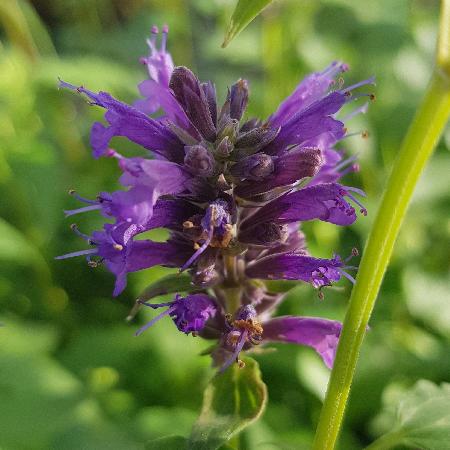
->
[138,272,197,302]
[222,0,274,48]
[189,357,267,450]
[145,435,188,449]
[366,380,450,450]
[0,217,49,276]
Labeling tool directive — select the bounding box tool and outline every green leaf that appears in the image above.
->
[366,380,450,450]
[145,436,188,449]
[137,273,197,302]
[127,273,199,321]
[222,0,274,48]
[189,357,267,450]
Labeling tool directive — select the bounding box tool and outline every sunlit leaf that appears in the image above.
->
[222,0,274,48]
[367,380,450,450]
[145,436,188,449]
[189,357,267,450]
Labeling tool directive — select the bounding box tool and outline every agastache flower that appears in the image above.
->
[58,26,374,372]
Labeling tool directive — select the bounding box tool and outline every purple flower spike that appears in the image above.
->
[59,35,374,373]
[136,293,217,335]
[263,316,343,368]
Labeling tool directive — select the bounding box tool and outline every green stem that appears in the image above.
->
[312,69,450,450]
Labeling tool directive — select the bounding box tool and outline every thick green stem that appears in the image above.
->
[312,69,450,450]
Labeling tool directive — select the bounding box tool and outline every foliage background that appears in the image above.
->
[0,0,448,448]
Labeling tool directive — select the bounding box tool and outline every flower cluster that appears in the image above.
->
[58,26,373,371]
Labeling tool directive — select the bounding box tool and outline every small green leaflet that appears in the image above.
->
[222,0,275,48]
[188,357,267,450]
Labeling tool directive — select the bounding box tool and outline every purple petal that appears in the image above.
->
[135,79,195,133]
[245,253,343,286]
[118,157,192,193]
[264,92,346,155]
[269,61,348,128]
[59,81,185,162]
[263,316,342,368]
[241,183,363,229]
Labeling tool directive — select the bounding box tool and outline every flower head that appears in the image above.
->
[58,26,373,372]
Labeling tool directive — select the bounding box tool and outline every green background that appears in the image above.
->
[0,0,448,448]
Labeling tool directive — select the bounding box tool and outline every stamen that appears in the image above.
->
[161,24,169,51]
[135,305,175,336]
[340,102,369,121]
[219,330,248,373]
[342,76,376,93]
[137,299,173,309]
[344,188,368,216]
[70,224,92,242]
[55,248,97,260]
[179,225,214,272]
[69,189,98,205]
[338,268,356,284]
[344,247,359,263]
[64,204,101,217]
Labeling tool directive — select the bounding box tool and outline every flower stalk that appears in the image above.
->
[312,3,450,447]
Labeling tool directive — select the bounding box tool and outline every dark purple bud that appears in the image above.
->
[239,222,288,246]
[234,147,322,199]
[229,79,249,121]
[230,152,274,181]
[240,117,262,132]
[169,66,217,141]
[184,145,215,177]
[214,136,234,158]
[234,126,280,157]
[201,81,218,126]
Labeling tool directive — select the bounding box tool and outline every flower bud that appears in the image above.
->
[229,79,249,121]
[230,153,274,181]
[184,145,215,177]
